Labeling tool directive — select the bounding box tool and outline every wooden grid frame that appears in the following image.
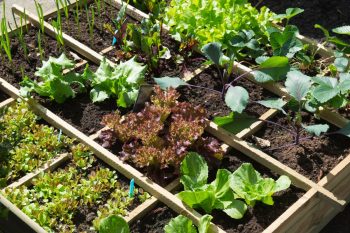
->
[0,0,348,232]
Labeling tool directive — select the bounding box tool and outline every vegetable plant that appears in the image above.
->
[34,0,45,34]
[2,144,135,232]
[155,42,288,114]
[315,24,350,54]
[126,13,170,73]
[165,0,276,54]
[100,86,224,182]
[0,102,73,188]
[20,53,89,103]
[256,70,350,148]
[0,2,12,63]
[88,56,147,107]
[178,152,291,219]
[99,215,130,233]
[164,214,213,233]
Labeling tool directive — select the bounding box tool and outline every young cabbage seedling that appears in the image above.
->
[257,70,350,149]
[155,42,287,115]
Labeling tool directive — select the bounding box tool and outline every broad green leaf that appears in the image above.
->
[225,86,249,113]
[180,152,208,190]
[230,163,290,206]
[285,8,304,20]
[213,113,257,135]
[99,215,130,233]
[260,56,289,68]
[285,70,311,102]
[302,124,329,136]
[274,175,292,193]
[334,57,349,72]
[198,215,213,233]
[332,26,350,36]
[89,57,146,107]
[270,26,303,58]
[154,77,188,89]
[257,98,286,114]
[116,57,147,83]
[222,199,247,219]
[164,215,197,233]
[339,73,350,93]
[312,77,339,103]
[253,57,290,83]
[201,42,223,66]
[211,169,231,199]
[177,189,215,213]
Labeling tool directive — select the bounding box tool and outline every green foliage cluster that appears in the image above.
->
[2,144,133,232]
[165,0,276,54]
[20,53,147,107]
[0,102,73,188]
[178,153,291,219]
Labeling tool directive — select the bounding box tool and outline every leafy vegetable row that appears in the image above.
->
[2,144,148,232]
[0,101,73,188]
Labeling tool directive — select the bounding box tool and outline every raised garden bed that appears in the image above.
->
[0,0,350,232]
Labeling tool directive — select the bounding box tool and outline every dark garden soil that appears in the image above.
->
[249,111,350,182]
[131,150,304,233]
[130,204,177,233]
[0,27,122,135]
[52,1,205,78]
[321,204,350,233]
[250,0,350,41]
[178,66,277,119]
[0,92,9,102]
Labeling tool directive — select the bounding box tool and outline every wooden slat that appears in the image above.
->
[318,154,350,202]
[236,108,280,139]
[4,153,70,190]
[0,193,47,233]
[125,178,181,223]
[0,98,15,109]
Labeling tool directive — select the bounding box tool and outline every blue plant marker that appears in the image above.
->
[112,29,118,46]
[129,179,135,198]
[57,129,62,142]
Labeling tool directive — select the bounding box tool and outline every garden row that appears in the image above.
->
[0,0,350,232]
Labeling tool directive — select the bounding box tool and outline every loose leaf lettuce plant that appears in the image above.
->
[20,53,89,103]
[177,153,291,219]
[100,86,224,182]
[89,56,147,107]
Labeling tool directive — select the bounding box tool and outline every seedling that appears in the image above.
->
[37,31,44,61]
[155,42,288,114]
[86,5,95,45]
[34,0,45,34]
[177,152,291,218]
[164,214,212,233]
[73,0,81,34]
[0,2,12,63]
[256,70,350,149]
[20,53,89,103]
